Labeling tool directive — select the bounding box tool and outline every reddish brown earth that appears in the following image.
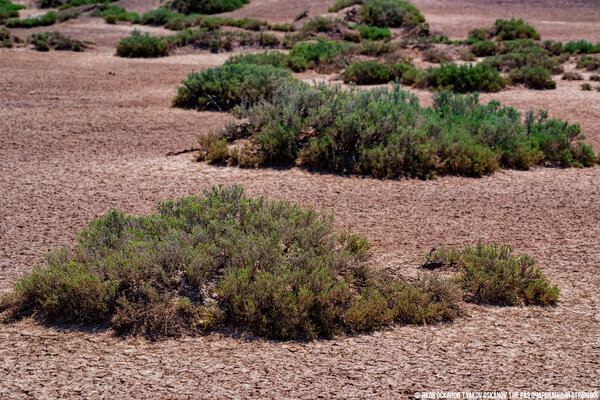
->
[1,1,600,398]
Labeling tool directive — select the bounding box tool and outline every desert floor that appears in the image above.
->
[1,0,599,398]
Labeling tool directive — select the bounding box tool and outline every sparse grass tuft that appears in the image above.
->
[28,31,86,51]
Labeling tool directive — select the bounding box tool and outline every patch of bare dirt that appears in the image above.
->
[1,0,600,398]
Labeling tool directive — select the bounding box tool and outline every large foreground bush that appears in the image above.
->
[0,185,461,339]
[172,63,294,111]
[428,241,559,306]
[214,84,595,178]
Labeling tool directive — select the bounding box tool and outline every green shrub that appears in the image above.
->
[116,30,169,58]
[271,23,295,32]
[470,40,497,57]
[493,18,540,41]
[342,61,390,84]
[590,74,600,81]
[6,11,57,28]
[288,40,350,71]
[576,55,599,70]
[357,39,392,56]
[171,0,249,15]
[225,51,289,69]
[564,40,600,54]
[172,63,294,111]
[390,61,417,83]
[141,7,178,25]
[28,31,85,52]
[0,27,19,47]
[429,241,559,306]
[0,185,460,339]
[459,49,476,61]
[418,62,507,93]
[509,66,556,89]
[94,5,140,24]
[362,0,425,28]
[468,27,493,41]
[354,24,391,41]
[0,0,25,22]
[301,16,337,35]
[580,83,592,91]
[485,44,562,75]
[221,84,594,177]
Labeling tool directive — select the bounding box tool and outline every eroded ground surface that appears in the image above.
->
[1,1,599,398]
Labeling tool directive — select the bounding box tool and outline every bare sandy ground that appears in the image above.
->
[1,1,600,398]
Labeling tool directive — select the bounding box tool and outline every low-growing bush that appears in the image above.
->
[561,71,583,81]
[354,24,391,41]
[218,84,594,177]
[468,27,493,41]
[0,185,460,339]
[0,27,20,47]
[459,49,476,61]
[576,55,599,70]
[28,31,85,51]
[225,51,289,69]
[6,11,57,28]
[342,61,390,84]
[470,40,497,57]
[301,16,337,35]
[423,47,451,63]
[590,74,600,81]
[172,63,294,111]
[564,40,600,55]
[418,62,507,93]
[357,39,393,56]
[116,30,169,58]
[428,241,559,306]
[580,83,592,91]
[362,0,425,29]
[288,40,350,72]
[271,23,295,32]
[328,0,363,12]
[0,0,25,23]
[94,5,140,24]
[390,61,417,83]
[171,0,249,15]
[493,18,540,41]
[509,66,556,90]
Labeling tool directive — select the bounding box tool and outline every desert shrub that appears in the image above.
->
[576,55,599,70]
[590,74,600,81]
[470,40,497,57]
[195,16,267,31]
[271,23,295,32]
[357,39,392,56]
[468,27,493,41]
[171,0,249,15]
[342,61,390,84]
[141,7,179,25]
[561,71,583,81]
[221,84,594,177]
[116,30,169,58]
[172,63,294,111]
[0,27,20,47]
[418,62,507,93]
[354,24,391,41]
[423,47,451,63]
[329,0,363,12]
[429,241,559,306]
[509,66,556,90]
[288,40,350,71]
[301,16,337,35]
[362,0,425,28]
[580,83,592,91]
[0,0,25,23]
[28,31,85,51]
[0,185,460,339]
[493,18,540,41]
[390,61,417,83]
[225,51,289,69]
[459,49,476,61]
[6,11,57,28]
[564,40,600,54]
[485,44,562,75]
[94,5,140,24]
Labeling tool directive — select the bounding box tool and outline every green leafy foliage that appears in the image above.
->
[220,84,595,177]
[94,5,140,24]
[288,40,351,72]
[172,63,294,111]
[493,18,540,41]
[225,51,290,69]
[342,61,390,84]
[563,40,600,54]
[171,0,250,15]
[362,0,425,28]
[418,62,507,93]
[470,40,497,57]
[509,66,556,89]
[6,11,57,28]
[576,55,599,70]
[116,30,169,58]
[328,0,362,12]
[354,24,391,41]
[0,185,460,339]
[28,31,86,52]
[429,241,559,306]
[0,0,25,23]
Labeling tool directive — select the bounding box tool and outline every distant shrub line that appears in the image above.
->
[0,185,559,339]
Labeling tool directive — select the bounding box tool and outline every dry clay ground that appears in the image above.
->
[1,0,600,398]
